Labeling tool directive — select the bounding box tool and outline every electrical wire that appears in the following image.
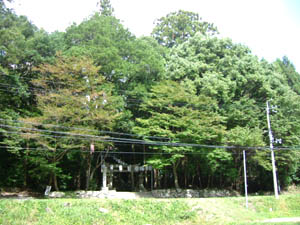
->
[0,84,270,110]
[0,145,267,155]
[0,129,148,145]
[0,125,294,151]
[0,75,277,108]
[0,118,171,140]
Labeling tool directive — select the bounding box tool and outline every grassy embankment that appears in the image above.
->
[0,193,299,225]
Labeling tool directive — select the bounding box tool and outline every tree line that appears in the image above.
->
[0,0,299,192]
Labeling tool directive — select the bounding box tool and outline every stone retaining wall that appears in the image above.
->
[151,189,240,198]
[48,189,240,199]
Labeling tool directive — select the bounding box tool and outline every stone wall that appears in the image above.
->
[151,189,240,198]
[48,189,240,199]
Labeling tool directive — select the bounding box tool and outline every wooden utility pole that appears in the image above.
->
[266,100,279,199]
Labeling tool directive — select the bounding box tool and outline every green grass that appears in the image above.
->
[0,194,299,225]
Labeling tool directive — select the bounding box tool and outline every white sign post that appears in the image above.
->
[243,150,248,209]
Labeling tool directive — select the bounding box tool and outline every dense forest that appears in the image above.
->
[0,0,300,193]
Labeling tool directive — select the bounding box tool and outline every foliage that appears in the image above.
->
[21,54,123,190]
[0,1,300,192]
[165,33,300,189]
[274,56,300,95]
[64,14,166,92]
[98,0,114,16]
[134,80,224,188]
[152,10,218,48]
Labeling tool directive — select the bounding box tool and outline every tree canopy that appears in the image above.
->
[152,10,218,48]
[0,3,300,192]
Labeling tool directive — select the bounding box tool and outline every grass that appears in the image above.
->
[0,194,299,225]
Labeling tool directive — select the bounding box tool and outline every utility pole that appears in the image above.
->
[243,150,248,208]
[266,100,279,199]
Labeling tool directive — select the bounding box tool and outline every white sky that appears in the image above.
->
[6,0,300,72]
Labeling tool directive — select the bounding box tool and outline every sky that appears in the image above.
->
[6,0,300,72]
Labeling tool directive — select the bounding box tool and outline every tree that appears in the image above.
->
[134,80,224,189]
[98,0,114,16]
[274,56,300,95]
[64,14,167,93]
[64,13,133,84]
[152,10,218,48]
[63,14,167,134]
[165,33,300,190]
[0,5,47,189]
[23,54,123,190]
[0,0,12,15]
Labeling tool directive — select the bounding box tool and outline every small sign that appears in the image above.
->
[44,186,52,196]
[90,143,95,154]
[101,165,106,172]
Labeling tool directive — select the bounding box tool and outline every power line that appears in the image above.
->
[0,84,270,110]
[0,72,150,96]
[0,72,151,96]
[0,118,170,140]
[0,125,294,151]
[2,128,299,151]
[0,76,276,107]
[0,127,147,144]
[0,145,266,155]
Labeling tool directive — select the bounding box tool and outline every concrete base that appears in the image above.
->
[101,187,109,192]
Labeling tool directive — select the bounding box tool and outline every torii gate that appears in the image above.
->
[101,163,153,191]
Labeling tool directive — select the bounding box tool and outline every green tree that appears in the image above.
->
[64,14,166,92]
[63,14,167,135]
[23,54,123,190]
[0,5,52,189]
[152,10,218,48]
[134,81,224,189]
[274,56,300,95]
[165,33,300,190]
[98,0,114,16]
[64,13,133,85]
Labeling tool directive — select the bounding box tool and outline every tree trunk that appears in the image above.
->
[76,170,81,190]
[173,163,180,189]
[197,165,202,188]
[207,175,211,189]
[85,153,92,190]
[163,171,168,188]
[23,143,29,189]
[154,169,158,189]
[53,174,59,191]
[88,152,104,189]
[184,170,188,188]
[49,174,52,186]
[49,173,59,191]
[236,165,243,192]
[130,169,135,191]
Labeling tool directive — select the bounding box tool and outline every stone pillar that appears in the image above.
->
[108,172,113,189]
[138,173,146,191]
[102,165,108,191]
